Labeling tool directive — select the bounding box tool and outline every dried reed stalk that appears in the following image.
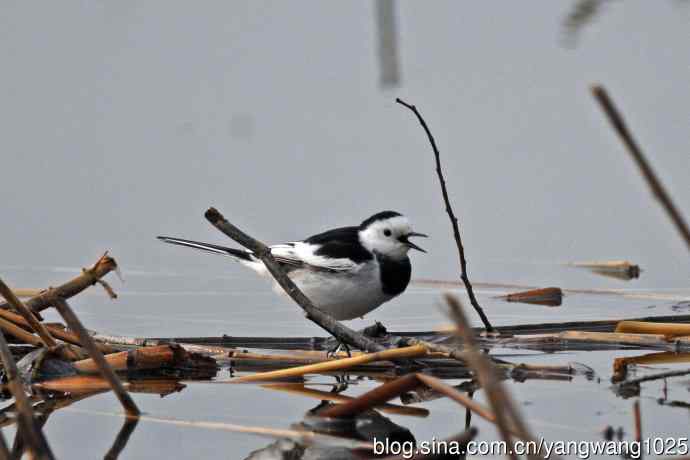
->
[230,344,427,383]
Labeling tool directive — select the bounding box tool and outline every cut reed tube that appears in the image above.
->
[615,321,690,337]
[230,344,427,383]
[73,345,179,373]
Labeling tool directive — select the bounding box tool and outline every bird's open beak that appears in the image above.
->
[401,232,428,253]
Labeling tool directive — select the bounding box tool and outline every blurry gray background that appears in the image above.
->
[1,1,688,336]
[1,3,690,459]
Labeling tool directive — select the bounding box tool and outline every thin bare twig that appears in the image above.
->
[591,84,690,252]
[618,368,690,387]
[396,98,494,332]
[205,207,387,353]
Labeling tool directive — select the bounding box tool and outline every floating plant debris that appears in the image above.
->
[500,287,564,306]
[568,260,641,280]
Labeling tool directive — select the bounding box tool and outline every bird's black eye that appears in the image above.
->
[383,229,392,237]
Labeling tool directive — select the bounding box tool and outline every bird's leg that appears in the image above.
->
[330,374,350,393]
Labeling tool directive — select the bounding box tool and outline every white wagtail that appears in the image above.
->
[157,211,427,320]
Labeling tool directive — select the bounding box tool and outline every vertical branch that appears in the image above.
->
[396,98,495,332]
[51,296,140,417]
[445,294,550,460]
[0,330,54,460]
[591,84,690,252]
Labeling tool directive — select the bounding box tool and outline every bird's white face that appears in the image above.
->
[359,215,426,260]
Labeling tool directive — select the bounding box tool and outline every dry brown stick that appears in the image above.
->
[0,330,54,460]
[0,308,114,353]
[0,317,86,361]
[415,373,514,432]
[445,294,544,460]
[230,344,427,383]
[72,344,193,374]
[591,85,690,252]
[205,207,386,353]
[0,253,118,314]
[396,98,495,332]
[0,316,44,346]
[0,279,57,349]
[51,297,140,416]
[318,373,421,418]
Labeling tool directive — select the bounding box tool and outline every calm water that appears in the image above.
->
[1,1,689,458]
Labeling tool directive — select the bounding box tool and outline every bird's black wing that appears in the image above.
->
[303,226,373,264]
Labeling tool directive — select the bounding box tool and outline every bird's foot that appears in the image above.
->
[330,374,350,393]
[327,341,351,358]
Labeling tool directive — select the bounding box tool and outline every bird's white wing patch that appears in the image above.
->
[268,244,304,268]
[270,242,357,272]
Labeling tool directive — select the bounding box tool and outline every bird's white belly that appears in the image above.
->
[275,263,392,320]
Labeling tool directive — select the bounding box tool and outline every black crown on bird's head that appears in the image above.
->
[359,211,403,230]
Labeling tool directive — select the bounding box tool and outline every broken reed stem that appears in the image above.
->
[318,373,421,418]
[230,344,427,383]
[104,416,139,460]
[615,321,690,337]
[445,294,545,460]
[619,368,690,387]
[0,307,114,353]
[591,85,690,252]
[51,297,140,417]
[261,383,429,418]
[0,253,119,314]
[204,207,386,353]
[0,279,57,349]
[415,373,519,435]
[0,316,44,346]
[0,330,55,460]
[0,430,8,460]
[395,98,494,332]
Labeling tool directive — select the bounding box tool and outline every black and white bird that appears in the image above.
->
[157,211,427,320]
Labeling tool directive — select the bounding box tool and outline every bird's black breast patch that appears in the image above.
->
[376,254,411,297]
[305,226,373,264]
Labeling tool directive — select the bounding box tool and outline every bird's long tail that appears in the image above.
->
[157,236,258,264]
